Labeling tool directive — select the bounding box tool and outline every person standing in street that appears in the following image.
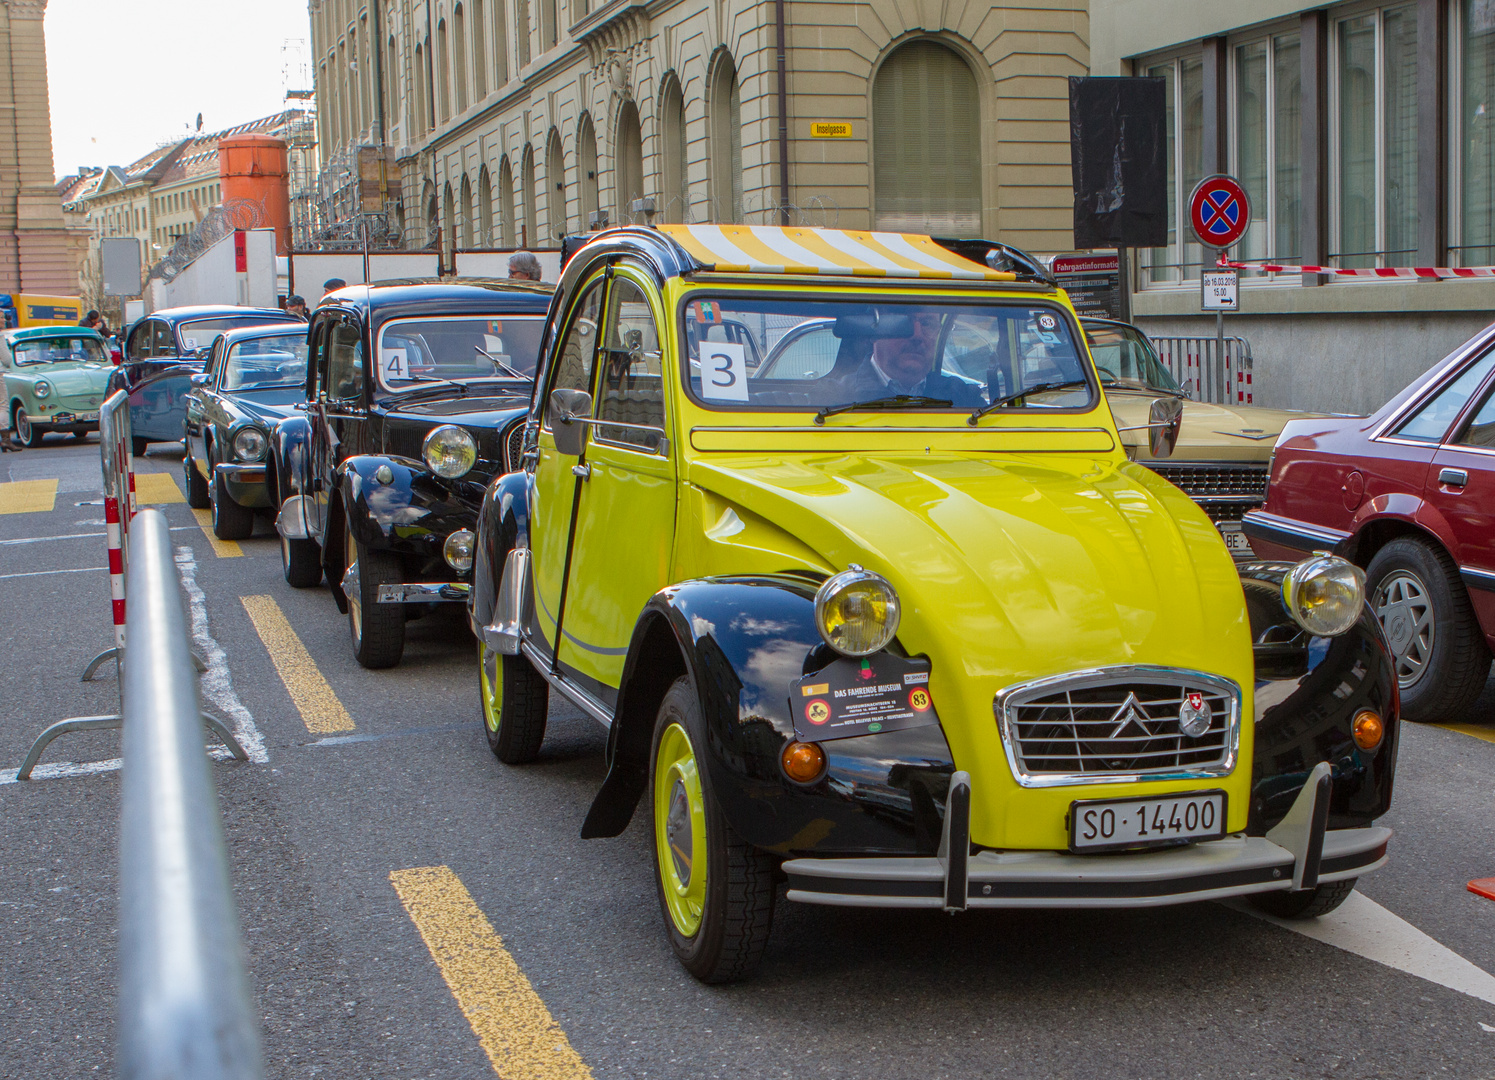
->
[322,278,347,299]
[285,295,309,320]
[507,252,542,281]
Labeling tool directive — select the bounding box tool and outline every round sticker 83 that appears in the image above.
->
[908,687,932,712]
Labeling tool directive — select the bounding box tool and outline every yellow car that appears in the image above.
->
[468,225,1398,982]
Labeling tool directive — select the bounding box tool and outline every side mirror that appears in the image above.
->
[190,373,210,387]
[548,387,591,457]
[1149,396,1184,459]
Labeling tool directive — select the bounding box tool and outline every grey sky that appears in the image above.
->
[46,0,314,180]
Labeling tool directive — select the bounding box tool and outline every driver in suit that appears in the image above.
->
[829,309,985,408]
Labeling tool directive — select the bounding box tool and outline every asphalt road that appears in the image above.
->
[3,436,1494,1080]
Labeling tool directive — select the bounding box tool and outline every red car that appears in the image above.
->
[1243,327,1495,722]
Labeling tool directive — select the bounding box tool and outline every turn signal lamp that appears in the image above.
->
[423,424,478,479]
[1352,709,1384,750]
[781,741,827,784]
[1282,553,1365,637]
[814,564,900,657]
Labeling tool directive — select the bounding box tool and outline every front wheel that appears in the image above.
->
[1249,878,1357,919]
[652,676,775,983]
[16,408,44,448]
[478,642,548,762]
[345,518,405,668]
[131,436,149,456]
[183,447,210,508]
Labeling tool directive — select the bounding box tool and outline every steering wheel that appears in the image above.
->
[1094,365,1119,383]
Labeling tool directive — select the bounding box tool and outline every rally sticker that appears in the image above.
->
[789,653,940,742]
[382,347,409,382]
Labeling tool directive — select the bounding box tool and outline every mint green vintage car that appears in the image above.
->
[0,327,112,446]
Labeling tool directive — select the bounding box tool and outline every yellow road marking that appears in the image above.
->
[133,471,184,504]
[190,507,243,557]
[1438,722,1495,745]
[240,594,354,733]
[390,866,594,1080]
[0,479,58,514]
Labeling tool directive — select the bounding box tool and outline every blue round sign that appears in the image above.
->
[1188,175,1251,249]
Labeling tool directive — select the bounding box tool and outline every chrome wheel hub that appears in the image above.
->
[1373,570,1434,688]
[666,779,693,886]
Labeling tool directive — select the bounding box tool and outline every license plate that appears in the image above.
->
[1218,522,1255,557]
[1069,791,1226,852]
[79,412,99,423]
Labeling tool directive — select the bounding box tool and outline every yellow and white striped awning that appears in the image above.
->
[657,224,1016,281]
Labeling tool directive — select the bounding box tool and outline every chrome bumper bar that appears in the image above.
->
[783,763,1390,910]
[376,582,470,603]
[214,462,267,483]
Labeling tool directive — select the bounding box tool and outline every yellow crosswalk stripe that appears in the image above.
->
[390,866,594,1080]
[1438,722,1495,745]
[0,479,58,514]
[190,507,243,557]
[240,594,354,733]
[133,471,184,504]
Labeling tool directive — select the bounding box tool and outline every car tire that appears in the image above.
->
[132,436,149,457]
[183,448,211,509]
[651,675,775,983]
[1248,878,1357,919]
[281,530,322,588]
[16,408,44,448]
[345,518,404,669]
[478,641,548,763]
[1366,536,1492,722]
[210,464,254,540]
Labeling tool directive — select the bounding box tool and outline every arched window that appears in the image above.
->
[577,114,598,227]
[545,131,565,238]
[616,101,644,222]
[478,167,493,245]
[437,19,450,121]
[385,35,396,136]
[453,5,468,114]
[493,0,509,84]
[423,181,438,245]
[443,182,456,257]
[499,157,516,245]
[472,0,487,99]
[522,146,537,246]
[460,174,474,246]
[709,55,742,222]
[413,43,426,136]
[660,74,687,222]
[872,40,982,234]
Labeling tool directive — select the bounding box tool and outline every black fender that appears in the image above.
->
[335,454,481,557]
[471,471,530,630]
[1240,562,1400,833]
[270,414,313,506]
[581,575,956,857]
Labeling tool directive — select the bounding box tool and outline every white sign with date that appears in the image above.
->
[1202,270,1239,311]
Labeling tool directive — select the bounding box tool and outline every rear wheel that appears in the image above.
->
[210,464,254,540]
[345,518,404,668]
[1249,878,1357,919]
[651,676,775,983]
[478,641,548,762]
[131,436,149,456]
[16,408,44,448]
[183,446,210,508]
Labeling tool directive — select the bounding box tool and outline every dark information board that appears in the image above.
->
[1052,253,1122,320]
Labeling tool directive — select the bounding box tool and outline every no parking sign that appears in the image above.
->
[1189,175,1251,250]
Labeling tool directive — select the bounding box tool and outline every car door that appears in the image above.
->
[1426,365,1495,643]
[559,271,677,704]
[528,275,606,666]
[185,336,222,466]
[321,314,368,528]
[306,315,337,541]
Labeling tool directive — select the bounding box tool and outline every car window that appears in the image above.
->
[223,333,310,391]
[1454,383,1495,448]
[127,323,152,360]
[327,320,363,401]
[375,315,545,392]
[152,322,176,357]
[544,280,604,429]
[1393,350,1495,442]
[11,336,107,365]
[205,338,226,385]
[1082,322,1182,393]
[682,296,1093,413]
[594,278,665,452]
[178,316,294,353]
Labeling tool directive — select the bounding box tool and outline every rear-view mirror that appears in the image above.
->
[549,388,591,457]
[1149,396,1183,459]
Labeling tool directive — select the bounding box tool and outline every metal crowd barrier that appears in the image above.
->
[1150,335,1255,405]
[118,510,264,1080]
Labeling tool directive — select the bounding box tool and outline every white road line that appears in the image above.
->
[0,525,197,547]
[1234,892,1495,1007]
[0,566,106,580]
[174,545,268,764]
[1,745,241,785]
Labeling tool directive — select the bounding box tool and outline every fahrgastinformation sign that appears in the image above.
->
[1051,253,1122,320]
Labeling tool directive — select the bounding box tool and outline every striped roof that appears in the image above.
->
[658,225,1015,281]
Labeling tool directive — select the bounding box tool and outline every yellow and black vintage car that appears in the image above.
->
[468,225,1399,983]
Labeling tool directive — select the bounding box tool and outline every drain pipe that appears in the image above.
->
[775,0,791,225]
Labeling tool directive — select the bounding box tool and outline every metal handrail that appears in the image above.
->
[118,510,263,1080]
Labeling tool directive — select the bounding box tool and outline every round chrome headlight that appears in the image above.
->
[232,426,267,462]
[423,424,477,479]
[33,380,50,399]
[814,564,901,657]
[1282,553,1365,637]
[443,528,475,573]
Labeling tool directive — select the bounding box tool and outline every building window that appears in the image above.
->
[516,0,531,67]
[499,157,515,245]
[709,55,743,223]
[454,5,468,114]
[660,74,687,221]
[461,174,474,246]
[616,100,644,222]
[472,1,487,100]
[437,19,451,122]
[546,131,566,238]
[522,146,537,245]
[443,182,456,255]
[1141,51,1205,283]
[1331,4,1418,269]
[1452,0,1495,265]
[413,43,427,136]
[541,0,557,50]
[578,114,598,226]
[872,40,982,235]
[479,167,493,244]
[493,0,509,84]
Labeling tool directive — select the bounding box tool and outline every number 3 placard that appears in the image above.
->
[699,342,749,402]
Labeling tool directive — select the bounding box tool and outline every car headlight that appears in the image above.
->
[814,564,901,656]
[232,426,267,462]
[444,529,475,572]
[423,424,477,479]
[33,380,50,399]
[1282,553,1365,637]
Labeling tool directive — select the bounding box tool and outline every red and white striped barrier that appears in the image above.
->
[99,391,136,652]
[1221,258,1495,279]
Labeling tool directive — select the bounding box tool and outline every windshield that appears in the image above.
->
[12,336,108,366]
[691,296,1094,413]
[223,333,309,391]
[376,315,546,392]
[1082,321,1181,393]
[178,316,295,352]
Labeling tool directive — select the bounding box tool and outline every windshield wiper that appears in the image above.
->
[396,375,468,398]
[814,394,952,425]
[967,380,1090,426]
[475,346,528,380]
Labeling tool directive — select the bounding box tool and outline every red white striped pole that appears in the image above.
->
[105,489,127,649]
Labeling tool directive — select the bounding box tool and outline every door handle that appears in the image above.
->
[572,464,591,479]
[1439,467,1468,488]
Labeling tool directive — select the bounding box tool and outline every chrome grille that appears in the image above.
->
[502,419,526,473]
[1147,462,1269,501]
[995,668,1240,787]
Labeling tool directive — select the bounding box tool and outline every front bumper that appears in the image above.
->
[783,763,1390,910]
[376,582,470,603]
[214,462,271,507]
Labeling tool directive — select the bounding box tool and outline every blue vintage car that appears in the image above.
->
[108,305,301,455]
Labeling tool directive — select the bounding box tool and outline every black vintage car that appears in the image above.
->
[273,279,553,668]
[110,305,302,455]
[183,323,312,539]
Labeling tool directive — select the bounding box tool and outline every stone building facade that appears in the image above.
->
[307,0,1087,257]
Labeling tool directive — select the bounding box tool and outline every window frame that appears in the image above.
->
[1136,46,1204,286]
[591,270,669,454]
[1227,23,1304,284]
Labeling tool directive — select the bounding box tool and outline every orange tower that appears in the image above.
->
[218,134,291,254]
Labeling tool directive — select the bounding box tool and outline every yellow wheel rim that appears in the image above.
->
[479,643,502,732]
[654,721,707,937]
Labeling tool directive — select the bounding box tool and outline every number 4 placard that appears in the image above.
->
[700,342,749,402]
[382,347,408,381]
